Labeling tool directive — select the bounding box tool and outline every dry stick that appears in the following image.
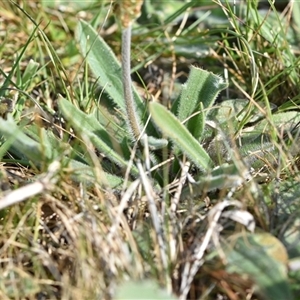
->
[137,161,171,290]
[170,161,190,214]
[0,161,60,210]
[179,200,243,299]
[168,160,190,263]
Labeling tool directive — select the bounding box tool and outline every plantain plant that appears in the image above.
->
[61,18,227,186]
[66,17,300,192]
[1,1,300,299]
[1,6,300,192]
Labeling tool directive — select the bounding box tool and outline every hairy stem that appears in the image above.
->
[121,25,142,141]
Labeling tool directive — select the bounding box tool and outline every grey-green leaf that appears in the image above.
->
[180,163,248,200]
[177,66,228,139]
[149,102,213,171]
[224,232,292,300]
[116,280,177,300]
[69,159,124,189]
[76,20,144,116]
[0,116,52,163]
[58,97,139,176]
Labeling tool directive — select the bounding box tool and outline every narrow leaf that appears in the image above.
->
[58,97,139,176]
[256,111,300,132]
[76,20,144,116]
[0,116,52,163]
[116,280,177,300]
[22,59,40,88]
[177,66,227,139]
[149,102,213,171]
[0,116,125,189]
[69,159,124,189]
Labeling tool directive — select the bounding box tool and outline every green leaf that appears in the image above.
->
[68,159,124,189]
[224,232,292,300]
[116,280,177,300]
[149,102,213,171]
[41,0,97,9]
[0,268,40,298]
[24,124,62,158]
[177,66,227,139]
[76,20,167,148]
[204,106,299,170]
[0,114,125,189]
[180,163,247,199]
[22,59,39,89]
[76,20,144,117]
[210,99,249,126]
[255,111,300,132]
[0,116,52,163]
[206,131,279,169]
[0,24,40,98]
[292,1,300,34]
[267,178,300,259]
[58,97,139,177]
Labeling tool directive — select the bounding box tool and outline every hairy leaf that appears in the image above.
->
[225,232,292,300]
[149,102,213,171]
[177,66,227,139]
[58,97,139,176]
[76,20,144,117]
[116,280,177,300]
[0,116,52,163]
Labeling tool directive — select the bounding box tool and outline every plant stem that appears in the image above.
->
[121,25,142,141]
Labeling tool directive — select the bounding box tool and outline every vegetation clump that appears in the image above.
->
[0,1,300,299]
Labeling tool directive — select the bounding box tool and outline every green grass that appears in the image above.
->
[0,0,300,299]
